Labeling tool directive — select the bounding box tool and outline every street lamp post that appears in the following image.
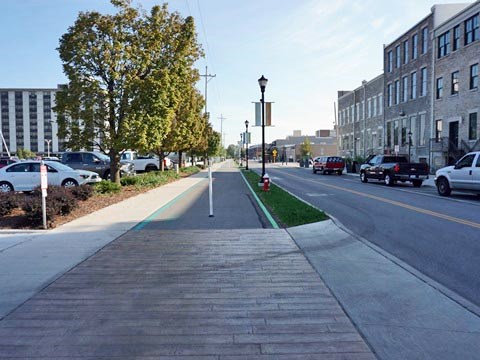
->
[244,120,249,170]
[258,75,268,182]
[45,139,52,158]
[408,130,412,163]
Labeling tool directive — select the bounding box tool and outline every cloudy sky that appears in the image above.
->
[0,0,472,147]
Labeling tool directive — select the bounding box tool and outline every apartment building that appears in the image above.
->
[433,1,480,168]
[337,74,384,160]
[0,87,63,156]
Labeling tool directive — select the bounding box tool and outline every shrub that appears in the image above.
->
[21,194,55,227]
[94,180,121,194]
[70,184,94,201]
[0,192,19,216]
[120,175,140,186]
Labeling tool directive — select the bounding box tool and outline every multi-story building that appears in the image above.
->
[337,74,384,160]
[384,3,471,168]
[433,1,480,168]
[0,87,64,156]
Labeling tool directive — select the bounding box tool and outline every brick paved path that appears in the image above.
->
[0,229,375,359]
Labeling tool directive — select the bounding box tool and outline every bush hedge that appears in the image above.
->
[0,192,20,216]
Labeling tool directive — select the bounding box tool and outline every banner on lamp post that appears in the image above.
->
[254,102,273,126]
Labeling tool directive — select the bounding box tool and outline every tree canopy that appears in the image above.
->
[55,0,203,182]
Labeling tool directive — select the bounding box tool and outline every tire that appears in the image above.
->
[384,173,395,186]
[436,177,451,196]
[337,170,343,176]
[145,165,158,172]
[322,169,327,175]
[360,172,368,183]
[412,180,423,188]
[103,170,110,180]
[313,168,317,174]
[62,179,78,188]
[0,181,13,193]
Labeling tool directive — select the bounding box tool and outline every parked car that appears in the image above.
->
[312,156,345,175]
[0,160,99,192]
[434,151,480,196]
[61,151,135,180]
[359,155,429,187]
[0,157,19,169]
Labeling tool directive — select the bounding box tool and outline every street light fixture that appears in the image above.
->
[244,120,249,170]
[45,139,52,158]
[408,130,412,163]
[258,75,268,182]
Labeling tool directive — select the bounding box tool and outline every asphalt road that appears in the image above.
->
[263,165,480,308]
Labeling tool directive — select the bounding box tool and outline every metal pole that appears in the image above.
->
[245,122,249,170]
[261,91,265,180]
[208,166,213,217]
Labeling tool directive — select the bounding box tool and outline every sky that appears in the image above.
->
[0,0,472,148]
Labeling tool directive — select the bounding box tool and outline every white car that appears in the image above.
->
[0,160,100,193]
[434,151,480,196]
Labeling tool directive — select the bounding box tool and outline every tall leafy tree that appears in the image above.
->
[55,0,202,183]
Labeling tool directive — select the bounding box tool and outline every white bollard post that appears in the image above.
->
[208,166,214,217]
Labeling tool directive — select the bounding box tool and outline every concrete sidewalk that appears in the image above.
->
[0,161,376,359]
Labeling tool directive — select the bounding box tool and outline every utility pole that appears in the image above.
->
[218,114,226,150]
[199,66,216,119]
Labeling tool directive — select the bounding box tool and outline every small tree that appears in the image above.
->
[300,138,312,158]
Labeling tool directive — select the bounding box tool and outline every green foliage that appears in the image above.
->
[55,1,203,183]
[16,148,37,159]
[0,193,20,216]
[180,166,201,175]
[94,180,122,194]
[242,170,328,227]
[300,139,312,157]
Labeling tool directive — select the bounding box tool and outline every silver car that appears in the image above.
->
[0,161,99,192]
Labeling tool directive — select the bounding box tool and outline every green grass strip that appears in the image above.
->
[241,170,328,227]
[239,171,279,229]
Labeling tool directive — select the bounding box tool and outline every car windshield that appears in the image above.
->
[94,153,110,161]
[46,161,74,171]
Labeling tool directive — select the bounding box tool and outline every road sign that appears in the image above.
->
[40,164,48,192]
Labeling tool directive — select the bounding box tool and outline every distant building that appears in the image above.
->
[337,75,384,160]
[0,87,64,156]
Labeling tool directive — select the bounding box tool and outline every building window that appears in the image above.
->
[451,71,459,95]
[410,116,417,146]
[394,120,399,146]
[438,31,450,58]
[403,40,409,64]
[387,122,392,147]
[401,118,407,145]
[402,76,408,102]
[421,67,428,96]
[367,99,372,118]
[419,114,426,146]
[387,84,393,106]
[373,97,377,116]
[379,94,383,115]
[453,25,461,51]
[395,45,401,68]
[436,77,443,99]
[395,80,400,105]
[470,63,478,89]
[411,72,417,100]
[412,34,418,59]
[465,14,479,45]
[387,51,393,72]
[469,113,478,140]
[422,27,429,54]
[435,120,443,141]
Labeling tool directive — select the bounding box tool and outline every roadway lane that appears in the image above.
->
[264,165,480,307]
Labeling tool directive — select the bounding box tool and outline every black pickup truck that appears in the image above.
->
[359,155,429,187]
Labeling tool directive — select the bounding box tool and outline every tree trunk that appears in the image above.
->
[178,151,183,169]
[109,149,121,184]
